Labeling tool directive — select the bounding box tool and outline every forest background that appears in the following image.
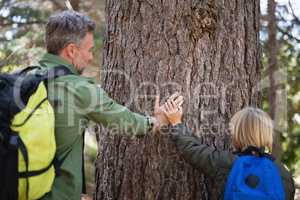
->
[0,0,299,198]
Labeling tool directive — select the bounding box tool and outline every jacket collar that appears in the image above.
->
[39,53,79,75]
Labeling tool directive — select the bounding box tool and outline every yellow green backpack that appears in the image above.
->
[0,66,73,200]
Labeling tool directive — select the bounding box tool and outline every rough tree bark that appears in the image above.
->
[95,0,261,199]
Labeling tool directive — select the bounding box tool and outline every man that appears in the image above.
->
[39,10,182,200]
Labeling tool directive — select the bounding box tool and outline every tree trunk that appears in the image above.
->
[95,0,261,199]
[267,0,282,159]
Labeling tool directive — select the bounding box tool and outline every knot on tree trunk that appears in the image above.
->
[186,0,217,42]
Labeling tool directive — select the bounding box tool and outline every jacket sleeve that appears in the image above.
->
[74,81,151,136]
[170,124,235,176]
[276,163,295,200]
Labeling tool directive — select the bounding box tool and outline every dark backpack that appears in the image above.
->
[224,146,285,200]
[0,66,73,200]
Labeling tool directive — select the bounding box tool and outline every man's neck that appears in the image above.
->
[58,52,73,66]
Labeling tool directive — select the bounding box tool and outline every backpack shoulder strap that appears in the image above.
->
[11,65,73,79]
[14,66,41,75]
[44,65,74,80]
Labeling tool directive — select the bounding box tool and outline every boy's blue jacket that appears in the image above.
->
[170,123,295,200]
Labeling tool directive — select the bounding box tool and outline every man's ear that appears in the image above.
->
[64,43,77,59]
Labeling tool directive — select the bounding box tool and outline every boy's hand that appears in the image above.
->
[168,92,184,107]
[163,99,183,126]
[152,92,183,131]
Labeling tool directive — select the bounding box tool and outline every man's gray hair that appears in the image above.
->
[45,10,96,55]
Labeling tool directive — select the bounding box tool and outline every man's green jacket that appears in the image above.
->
[40,53,150,200]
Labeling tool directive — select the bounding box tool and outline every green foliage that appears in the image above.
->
[261,3,300,172]
[0,0,47,71]
[0,0,104,72]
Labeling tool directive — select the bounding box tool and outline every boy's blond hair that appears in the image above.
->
[230,107,273,152]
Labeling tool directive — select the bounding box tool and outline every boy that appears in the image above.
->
[163,101,295,200]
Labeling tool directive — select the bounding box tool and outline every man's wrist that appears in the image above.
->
[152,117,160,131]
[147,116,156,131]
[148,116,161,132]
